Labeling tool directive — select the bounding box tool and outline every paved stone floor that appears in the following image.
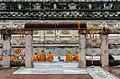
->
[13,62,88,74]
[0,62,120,79]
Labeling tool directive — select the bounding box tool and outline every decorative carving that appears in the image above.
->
[15,48,22,54]
[46,30,54,34]
[14,24,23,28]
[114,39,119,45]
[91,50,95,55]
[0,2,119,20]
[32,3,41,10]
[14,38,21,45]
[2,50,10,56]
[104,50,108,54]
[0,3,6,10]
[61,30,70,35]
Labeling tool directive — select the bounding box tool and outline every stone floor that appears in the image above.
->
[0,62,120,79]
[13,62,88,74]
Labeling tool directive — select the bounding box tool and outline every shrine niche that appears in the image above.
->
[32,3,41,10]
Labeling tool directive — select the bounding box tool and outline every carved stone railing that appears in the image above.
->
[0,1,119,20]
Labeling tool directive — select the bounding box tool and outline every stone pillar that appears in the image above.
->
[2,34,11,68]
[25,31,33,68]
[40,31,44,42]
[101,35,109,66]
[78,34,86,68]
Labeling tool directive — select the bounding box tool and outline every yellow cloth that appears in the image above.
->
[39,52,46,61]
[47,54,54,62]
[66,53,73,62]
[33,54,38,61]
[73,53,79,61]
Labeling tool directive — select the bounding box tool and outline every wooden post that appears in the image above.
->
[78,34,86,68]
[101,35,109,66]
[2,34,11,68]
[25,31,33,68]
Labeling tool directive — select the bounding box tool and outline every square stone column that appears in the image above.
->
[101,35,109,66]
[2,34,11,68]
[78,34,86,68]
[40,31,45,42]
[25,31,33,68]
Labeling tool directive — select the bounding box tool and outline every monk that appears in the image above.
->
[11,55,15,60]
[73,52,79,62]
[33,53,38,61]
[66,52,73,62]
[11,55,18,61]
[20,55,25,66]
[14,56,18,60]
[21,55,25,59]
[39,50,46,61]
[47,52,54,62]
[0,56,3,60]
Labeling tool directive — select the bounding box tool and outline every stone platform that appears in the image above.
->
[12,62,119,79]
